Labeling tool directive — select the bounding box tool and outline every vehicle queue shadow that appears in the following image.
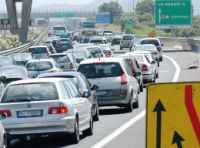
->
[10,134,88,148]
[99,107,128,115]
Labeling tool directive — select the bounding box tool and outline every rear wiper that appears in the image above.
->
[4,97,39,103]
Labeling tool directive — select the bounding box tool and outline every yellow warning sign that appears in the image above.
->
[148,33,156,38]
[146,82,200,148]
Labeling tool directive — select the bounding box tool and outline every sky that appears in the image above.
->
[0,0,94,11]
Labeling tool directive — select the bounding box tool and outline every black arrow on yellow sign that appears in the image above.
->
[172,131,184,148]
[153,100,166,148]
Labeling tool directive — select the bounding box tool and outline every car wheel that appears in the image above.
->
[125,97,133,112]
[157,62,160,67]
[156,72,159,78]
[160,57,163,62]
[140,83,143,92]
[71,117,79,144]
[83,114,93,136]
[3,134,10,148]
[93,104,99,121]
[120,47,123,50]
[133,99,139,108]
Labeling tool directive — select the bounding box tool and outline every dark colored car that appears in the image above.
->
[37,71,100,121]
[53,39,73,53]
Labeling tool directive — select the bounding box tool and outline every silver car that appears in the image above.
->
[25,59,62,78]
[0,78,93,145]
[120,34,135,50]
[0,113,7,148]
[130,53,156,84]
[49,53,78,71]
[78,57,140,112]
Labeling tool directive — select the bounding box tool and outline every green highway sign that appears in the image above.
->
[155,0,192,29]
[125,19,133,27]
[51,12,76,18]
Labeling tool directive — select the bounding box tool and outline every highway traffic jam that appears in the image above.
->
[0,27,164,148]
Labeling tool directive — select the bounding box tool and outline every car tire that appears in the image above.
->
[160,57,163,62]
[3,134,10,148]
[140,84,143,92]
[156,72,159,78]
[93,104,99,121]
[125,99,133,112]
[157,62,160,67]
[120,47,123,50]
[71,117,79,144]
[133,100,139,108]
[83,114,93,136]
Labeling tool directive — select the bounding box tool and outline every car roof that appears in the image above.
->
[49,53,69,56]
[29,45,48,48]
[141,38,159,41]
[7,78,66,86]
[90,36,106,40]
[80,57,124,64]
[26,59,55,63]
[38,71,82,78]
[135,44,156,47]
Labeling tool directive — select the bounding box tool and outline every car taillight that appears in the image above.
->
[108,50,112,55]
[142,65,148,72]
[157,47,162,52]
[81,91,85,97]
[0,110,12,117]
[152,51,158,55]
[121,73,128,85]
[48,106,68,114]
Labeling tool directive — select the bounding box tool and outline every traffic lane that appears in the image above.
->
[164,51,200,81]
[103,117,145,148]
[97,55,177,148]
[10,53,176,148]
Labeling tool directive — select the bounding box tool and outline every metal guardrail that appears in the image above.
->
[0,29,48,56]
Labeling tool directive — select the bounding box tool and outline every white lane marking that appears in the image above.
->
[91,111,145,148]
[91,54,180,148]
[163,55,180,82]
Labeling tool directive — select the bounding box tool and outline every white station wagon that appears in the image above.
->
[0,78,93,145]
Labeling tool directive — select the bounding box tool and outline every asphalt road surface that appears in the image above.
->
[9,46,200,148]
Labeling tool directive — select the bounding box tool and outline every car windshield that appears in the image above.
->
[1,83,58,103]
[29,47,46,54]
[86,47,102,58]
[132,55,144,63]
[135,46,156,51]
[50,55,70,63]
[0,67,28,78]
[26,61,53,71]
[123,35,134,40]
[90,40,104,44]
[141,40,160,46]
[78,63,123,79]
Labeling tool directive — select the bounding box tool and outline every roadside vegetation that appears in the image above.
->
[98,0,200,38]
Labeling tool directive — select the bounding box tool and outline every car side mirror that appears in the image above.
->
[151,61,156,64]
[0,112,7,120]
[91,85,99,91]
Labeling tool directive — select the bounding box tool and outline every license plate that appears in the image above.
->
[96,91,107,96]
[17,110,43,118]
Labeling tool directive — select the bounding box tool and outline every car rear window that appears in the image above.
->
[86,47,102,58]
[50,55,70,63]
[29,47,47,54]
[141,40,160,46]
[123,35,134,40]
[26,61,53,71]
[1,82,58,103]
[90,40,104,44]
[78,62,123,79]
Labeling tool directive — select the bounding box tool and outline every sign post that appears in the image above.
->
[147,82,200,147]
[155,0,192,29]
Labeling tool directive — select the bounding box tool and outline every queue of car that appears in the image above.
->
[0,28,164,147]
